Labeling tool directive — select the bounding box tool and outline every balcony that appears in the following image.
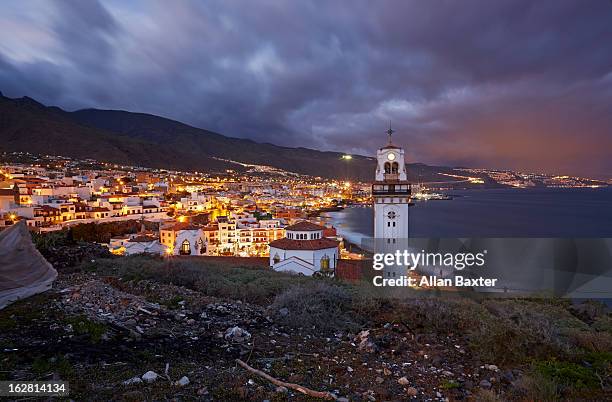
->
[372,183,412,196]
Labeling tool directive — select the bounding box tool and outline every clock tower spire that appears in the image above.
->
[373,125,412,251]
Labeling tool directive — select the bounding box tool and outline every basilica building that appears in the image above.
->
[268,221,339,276]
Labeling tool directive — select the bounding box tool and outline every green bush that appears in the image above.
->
[534,360,600,390]
[69,220,147,243]
[440,380,460,389]
[31,229,74,252]
[65,315,108,343]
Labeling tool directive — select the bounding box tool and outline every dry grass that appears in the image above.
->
[271,282,363,333]
[79,255,611,392]
[471,389,505,402]
[515,371,560,402]
[79,255,317,304]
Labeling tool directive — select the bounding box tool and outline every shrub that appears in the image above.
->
[471,389,504,402]
[65,315,108,343]
[271,282,361,333]
[534,360,600,390]
[69,220,145,243]
[80,255,316,304]
[440,380,460,389]
[592,314,612,333]
[515,371,560,401]
[569,330,612,353]
[31,229,74,253]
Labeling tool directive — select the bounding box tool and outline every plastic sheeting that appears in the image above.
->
[0,221,57,310]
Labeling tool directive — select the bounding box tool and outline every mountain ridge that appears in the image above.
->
[0,93,455,182]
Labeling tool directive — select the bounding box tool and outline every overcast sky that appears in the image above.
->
[1,0,611,178]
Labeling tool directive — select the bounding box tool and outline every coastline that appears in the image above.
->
[320,187,612,238]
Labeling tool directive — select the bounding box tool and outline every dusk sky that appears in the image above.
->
[1,0,611,179]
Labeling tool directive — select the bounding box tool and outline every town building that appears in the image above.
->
[110,233,163,256]
[159,222,207,256]
[0,188,17,212]
[372,127,413,278]
[268,221,339,276]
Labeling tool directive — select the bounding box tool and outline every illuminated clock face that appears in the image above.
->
[387,153,396,161]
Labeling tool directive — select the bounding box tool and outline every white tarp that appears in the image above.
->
[0,221,57,309]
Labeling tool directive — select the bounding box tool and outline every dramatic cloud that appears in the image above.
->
[1,0,611,178]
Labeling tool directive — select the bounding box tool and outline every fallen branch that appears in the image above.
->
[235,359,337,400]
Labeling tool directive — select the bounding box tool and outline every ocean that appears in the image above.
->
[321,187,612,244]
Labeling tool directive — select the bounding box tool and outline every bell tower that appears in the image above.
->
[373,125,411,243]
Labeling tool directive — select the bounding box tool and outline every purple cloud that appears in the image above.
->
[0,0,611,178]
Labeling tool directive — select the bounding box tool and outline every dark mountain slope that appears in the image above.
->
[0,95,240,173]
[0,93,460,182]
[69,108,375,179]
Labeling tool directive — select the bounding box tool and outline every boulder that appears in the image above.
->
[224,326,251,343]
[141,371,158,383]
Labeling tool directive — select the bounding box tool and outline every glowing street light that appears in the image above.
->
[341,154,352,160]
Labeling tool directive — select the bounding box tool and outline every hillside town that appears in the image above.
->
[0,154,374,275]
[1,151,608,264]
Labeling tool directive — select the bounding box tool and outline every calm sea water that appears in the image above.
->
[321,188,612,243]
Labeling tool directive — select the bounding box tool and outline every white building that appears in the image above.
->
[269,221,338,276]
[109,234,163,256]
[372,127,413,278]
[0,188,17,212]
[159,222,207,256]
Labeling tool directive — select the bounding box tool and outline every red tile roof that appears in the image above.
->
[269,237,339,250]
[161,222,201,231]
[285,221,325,232]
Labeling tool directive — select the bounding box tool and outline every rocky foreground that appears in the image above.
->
[1,255,610,401]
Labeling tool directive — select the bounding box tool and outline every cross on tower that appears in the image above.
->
[387,122,394,145]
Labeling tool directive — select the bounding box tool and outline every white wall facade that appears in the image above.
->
[373,141,411,280]
[172,229,207,256]
[269,246,337,275]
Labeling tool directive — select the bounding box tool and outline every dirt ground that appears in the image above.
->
[1,272,527,401]
[2,250,610,402]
